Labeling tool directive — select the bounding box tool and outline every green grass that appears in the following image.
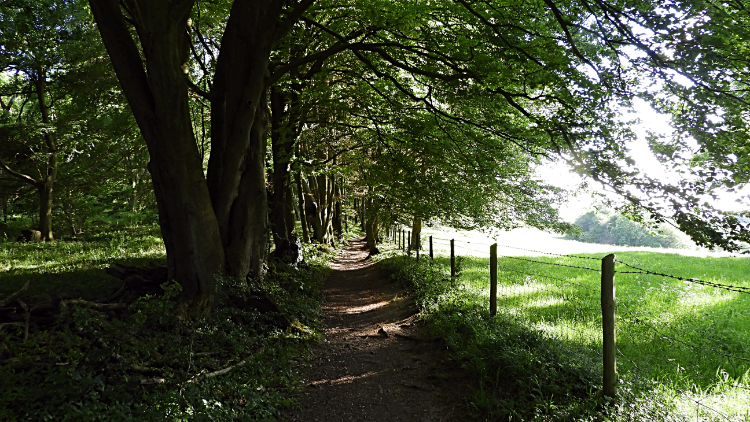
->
[381,234,750,421]
[0,225,166,300]
[0,224,332,421]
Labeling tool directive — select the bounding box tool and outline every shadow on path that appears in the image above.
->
[284,237,470,421]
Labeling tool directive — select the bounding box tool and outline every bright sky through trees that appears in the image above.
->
[540,97,750,221]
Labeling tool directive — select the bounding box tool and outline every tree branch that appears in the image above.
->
[0,155,39,187]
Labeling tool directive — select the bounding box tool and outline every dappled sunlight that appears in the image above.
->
[343,301,390,314]
[310,370,382,387]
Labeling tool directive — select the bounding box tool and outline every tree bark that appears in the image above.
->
[33,69,57,241]
[411,217,422,251]
[301,176,324,243]
[89,0,316,309]
[89,0,225,308]
[269,87,298,260]
[332,179,342,240]
[295,169,310,243]
[223,99,269,279]
[364,204,380,255]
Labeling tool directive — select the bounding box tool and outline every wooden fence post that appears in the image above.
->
[490,243,497,316]
[429,236,433,260]
[601,253,616,402]
[450,239,456,284]
[401,229,405,251]
[407,231,411,255]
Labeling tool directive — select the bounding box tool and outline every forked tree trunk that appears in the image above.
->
[89,0,295,311]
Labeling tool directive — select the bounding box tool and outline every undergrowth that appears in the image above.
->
[0,226,333,421]
[382,251,750,421]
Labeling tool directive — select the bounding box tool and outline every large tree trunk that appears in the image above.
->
[206,1,284,280]
[90,0,312,309]
[364,206,380,255]
[301,176,324,243]
[223,100,270,279]
[90,0,225,308]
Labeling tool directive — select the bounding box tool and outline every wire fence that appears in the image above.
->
[388,226,750,420]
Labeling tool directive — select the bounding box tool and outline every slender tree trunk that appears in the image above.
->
[295,169,310,243]
[360,197,367,231]
[269,87,297,259]
[411,217,422,251]
[332,179,342,240]
[34,69,57,241]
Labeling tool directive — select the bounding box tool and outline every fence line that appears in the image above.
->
[615,259,750,295]
[389,228,750,414]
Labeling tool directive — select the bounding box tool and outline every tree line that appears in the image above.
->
[1,0,748,315]
[567,210,693,249]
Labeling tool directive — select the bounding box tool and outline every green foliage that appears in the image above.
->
[567,210,693,249]
[0,0,151,237]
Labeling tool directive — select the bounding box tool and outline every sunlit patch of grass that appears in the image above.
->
[0,225,166,300]
[385,230,750,421]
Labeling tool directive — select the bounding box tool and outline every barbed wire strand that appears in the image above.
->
[618,301,750,363]
[616,346,645,373]
[496,263,601,294]
[615,259,750,295]
[452,238,495,247]
[431,236,603,262]
[498,254,601,272]
[495,244,602,261]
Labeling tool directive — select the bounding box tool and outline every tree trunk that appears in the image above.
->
[90,0,225,308]
[223,99,270,279]
[34,68,57,241]
[332,179,342,240]
[365,207,379,255]
[360,197,367,231]
[269,87,298,260]
[90,0,315,309]
[295,169,310,243]
[411,217,422,251]
[301,176,324,243]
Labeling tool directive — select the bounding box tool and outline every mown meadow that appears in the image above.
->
[382,231,750,421]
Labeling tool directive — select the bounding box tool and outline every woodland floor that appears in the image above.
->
[284,237,473,422]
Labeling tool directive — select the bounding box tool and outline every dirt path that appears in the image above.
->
[284,237,470,422]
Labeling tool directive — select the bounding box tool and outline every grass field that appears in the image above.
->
[384,227,750,421]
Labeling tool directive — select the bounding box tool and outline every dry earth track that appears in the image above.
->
[284,237,472,422]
